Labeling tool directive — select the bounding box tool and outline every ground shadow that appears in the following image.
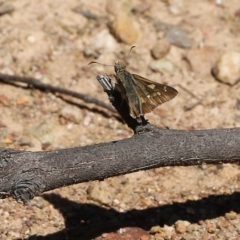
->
[22,191,240,240]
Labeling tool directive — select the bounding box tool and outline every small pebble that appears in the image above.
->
[110,3,138,44]
[92,29,117,53]
[154,230,171,239]
[141,198,153,206]
[66,123,73,130]
[18,136,33,147]
[149,225,163,234]
[180,234,197,240]
[151,39,171,59]
[150,59,176,73]
[83,29,117,58]
[60,106,83,124]
[113,199,120,205]
[217,217,230,229]
[27,35,36,43]
[0,67,14,75]
[175,220,190,234]
[212,52,240,85]
[4,211,9,217]
[165,26,192,49]
[186,224,197,233]
[233,222,240,231]
[0,4,14,16]
[225,211,237,220]
[72,6,98,20]
[153,235,164,240]
[163,224,174,232]
[215,0,222,5]
[101,233,109,238]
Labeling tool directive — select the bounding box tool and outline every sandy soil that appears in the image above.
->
[0,0,240,239]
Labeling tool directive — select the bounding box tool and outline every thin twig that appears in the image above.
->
[0,73,116,113]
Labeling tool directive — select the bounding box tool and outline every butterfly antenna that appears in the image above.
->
[88,61,113,67]
[123,46,136,64]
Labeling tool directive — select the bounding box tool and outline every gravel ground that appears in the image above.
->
[0,0,240,239]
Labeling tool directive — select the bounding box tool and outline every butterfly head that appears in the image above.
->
[114,62,126,74]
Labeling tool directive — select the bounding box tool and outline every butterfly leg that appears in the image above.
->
[135,115,153,133]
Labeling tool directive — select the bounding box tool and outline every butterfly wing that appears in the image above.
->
[132,74,178,114]
[115,71,143,118]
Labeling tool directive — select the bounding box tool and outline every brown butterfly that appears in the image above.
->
[113,61,178,119]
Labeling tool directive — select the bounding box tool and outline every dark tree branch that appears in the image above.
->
[0,74,239,203]
[0,73,115,113]
[0,126,240,203]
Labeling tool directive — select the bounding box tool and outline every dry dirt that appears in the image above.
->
[1,0,240,239]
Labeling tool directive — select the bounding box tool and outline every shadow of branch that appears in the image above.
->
[23,192,240,240]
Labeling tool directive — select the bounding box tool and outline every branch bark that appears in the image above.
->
[0,75,239,203]
[1,125,240,203]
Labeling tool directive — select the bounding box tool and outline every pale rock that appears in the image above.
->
[175,220,190,233]
[150,226,171,239]
[0,4,14,16]
[93,29,117,53]
[151,39,171,59]
[225,211,237,220]
[18,135,33,147]
[149,225,164,234]
[165,26,192,48]
[150,59,176,73]
[66,123,73,130]
[83,29,117,58]
[27,35,36,43]
[60,106,83,124]
[0,67,14,75]
[213,52,240,85]
[163,224,174,232]
[110,2,139,44]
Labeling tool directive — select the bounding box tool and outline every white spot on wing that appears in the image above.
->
[148,84,155,89]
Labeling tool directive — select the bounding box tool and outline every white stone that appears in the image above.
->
[93,29,117,53]
[27,35,36,43]
[213,52,240,85]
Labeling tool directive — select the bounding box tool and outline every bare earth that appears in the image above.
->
[1,0,240,239]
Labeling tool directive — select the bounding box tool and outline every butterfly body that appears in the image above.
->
[114,62,178,118]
